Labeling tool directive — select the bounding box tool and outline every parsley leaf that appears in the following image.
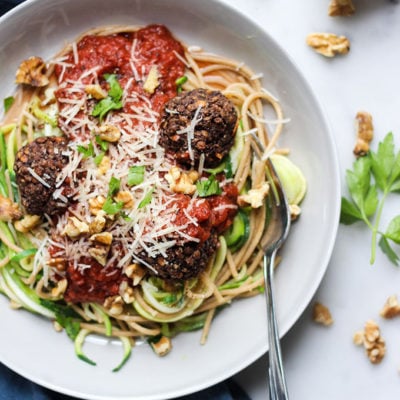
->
[102,198,124,215]
[127,165,145,186]
[138,187,154,209]
[340,132,400,265]
[108,176,121,197]
[196,174,222,197]
[95,135,109,151]
[175,76,188,93]
[77,142,95,158]
[39,299,81,340]
[3,96,14,113]
[92,74,123,121]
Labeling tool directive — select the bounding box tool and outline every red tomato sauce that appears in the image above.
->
[50,25,239,302]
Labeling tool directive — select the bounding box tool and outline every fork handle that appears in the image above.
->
[264,252,290,400]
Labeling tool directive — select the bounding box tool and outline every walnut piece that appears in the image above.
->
[97,155,111,176]
[328,0,355,16]
[353,320,386,364]
[114,191,134,209]
[312,302,334,326]
[96,124,121,143]
[89,211,107,234]
[143,66,160,94]
[124,263,146,286]
[89,196,106,216]
[237,182,270,208]
[354,111,373,157]
[380,295,400,319]
[14,214,41,233]
[62,216,89,238]
[0,194,22,222]
[85,84,107,100]
[88,244,110,266]
[165,166,199,195]
[104,295,124,316]
[15,56,49,87]
[90,231,113,246]
[306,33,350,57]
[289,204,301,221]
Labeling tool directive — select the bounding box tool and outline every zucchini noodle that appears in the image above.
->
[0,24,305,370]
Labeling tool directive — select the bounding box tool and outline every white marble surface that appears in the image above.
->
[224,0,400,399]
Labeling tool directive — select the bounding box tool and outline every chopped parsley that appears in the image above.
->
[92,74,123,121]
[175,76,188,93]
[102,198,124,215]
[77,142,95,158]
[3,96,14,113]
[127,165,145,186]
[196,174,222,197]
[138,187,154,209]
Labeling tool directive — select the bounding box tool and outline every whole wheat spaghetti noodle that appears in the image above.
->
[0,24,304,370]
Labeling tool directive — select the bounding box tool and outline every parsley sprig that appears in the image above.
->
[92,74,123,121]
[341,132,400,265]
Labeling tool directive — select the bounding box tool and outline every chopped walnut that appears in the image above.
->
[289,204,301,221]
[84,84,107,100]
[90,231,113,246]
[149,335,172,356]
[237,182,269,208]
[119,281,135,304]
[353,320,386,364]
[104,295,124,316]
[328,0,355,16]
[89,196,106,216]
[47,257,67,271]
[380,295,400,319]
[14,214,41,233]
[89,211,107,234]
[165,166,199,195]
[88,244,110,267]
[306,33,350,57]
[51,278,68,298]
[97,155,111,176]
[124,263,146,286]
[143,65,160,94]
[96,124,121,143]
[62,216,89,239]
[0,194,22,222]
[15,56,49,87]
[354,111,373,157]
[114,191,134,209]
[312,302,334,326]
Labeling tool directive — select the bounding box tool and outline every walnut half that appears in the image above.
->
[306,33,350,57]
[328,0,355,17]
[15,56,49,87]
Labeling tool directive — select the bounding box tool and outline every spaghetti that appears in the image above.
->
[0,24,304,369]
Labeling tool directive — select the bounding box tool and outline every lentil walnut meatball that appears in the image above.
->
[14,136,70,216]
[159,88,238,168]
[140,233,219,281]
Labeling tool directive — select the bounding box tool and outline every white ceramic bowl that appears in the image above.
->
[0,0,341,399]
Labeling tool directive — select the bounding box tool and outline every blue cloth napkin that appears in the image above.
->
[0,1,252,399]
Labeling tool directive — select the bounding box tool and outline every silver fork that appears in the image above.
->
[261,159,291,400]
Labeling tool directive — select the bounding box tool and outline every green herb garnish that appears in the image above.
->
[3,96,14,113]
[127,165,145,186]
[175,76,188,93]
[138,187,154,209]
[340,132,400,265]
[196,174,222,197]
[108,176,121,197]
[92,74,123,121]
[95,135,109,151]
[102,198,124,215]
[39,299,81,340]
[77,142,95,158]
